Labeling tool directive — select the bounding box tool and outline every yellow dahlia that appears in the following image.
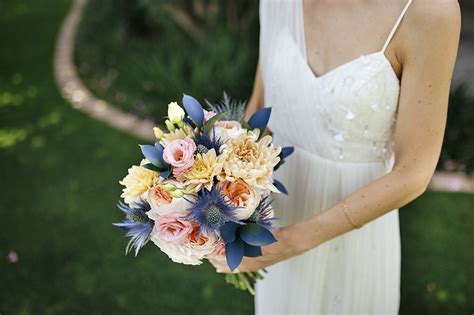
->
[120,161,160,204]
[179,148,223,192]
[218,129,281,192]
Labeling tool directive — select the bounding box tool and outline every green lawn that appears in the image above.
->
[0,0,472,314]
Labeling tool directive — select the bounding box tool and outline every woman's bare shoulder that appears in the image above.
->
[407,0,460,30]
[400,0,461,57]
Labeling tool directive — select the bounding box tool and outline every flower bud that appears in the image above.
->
[161,184,177,192]
[170,190,185,198]
[167,102,185,124]
[153,127,164,140]
[165,119,175,132]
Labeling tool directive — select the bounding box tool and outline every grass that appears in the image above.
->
[0,0,472,314]
[399,192,474,314]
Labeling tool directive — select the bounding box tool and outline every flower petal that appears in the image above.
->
[240,223,277,246]
[226,238,244,271]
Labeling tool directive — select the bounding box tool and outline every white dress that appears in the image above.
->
[255,0,414,314]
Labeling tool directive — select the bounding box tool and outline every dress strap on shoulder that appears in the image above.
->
[381,0,413,53]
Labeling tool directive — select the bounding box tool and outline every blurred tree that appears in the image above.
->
[134,0,258,41]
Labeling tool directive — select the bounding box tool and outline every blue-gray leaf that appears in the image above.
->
[182,94,204,126]
[273,179,288,194]
[220,222,240,244]
[226,238,244,271]
[244,243,262,257]
[248,107,271,130]
[281,146,295,158]
[140,145,164,167]
[240,223,277,246]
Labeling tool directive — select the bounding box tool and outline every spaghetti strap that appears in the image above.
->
[381,0,414,53]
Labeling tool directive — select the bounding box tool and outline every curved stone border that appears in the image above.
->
[53,0,474,193]
[54,0,155,141]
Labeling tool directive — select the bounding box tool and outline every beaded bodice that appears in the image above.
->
[260,0,412,163]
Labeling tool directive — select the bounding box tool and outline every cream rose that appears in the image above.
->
[147,190,192,219]
[212,120,246,141]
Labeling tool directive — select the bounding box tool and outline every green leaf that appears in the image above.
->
[203,111,227,133]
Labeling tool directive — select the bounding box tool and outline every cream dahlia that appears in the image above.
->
[218,129,281,192]
[120,161,160,205]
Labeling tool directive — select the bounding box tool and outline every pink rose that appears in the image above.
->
[163,137,196,176]
[154,211,193,244]
[204,110,216,122]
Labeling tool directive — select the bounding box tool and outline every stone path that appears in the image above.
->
[53,0,474,193]
[54,0,155,141]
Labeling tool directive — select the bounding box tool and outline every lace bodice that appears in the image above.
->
[260,0,412,163]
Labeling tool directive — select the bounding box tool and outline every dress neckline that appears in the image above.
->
[300,0,412,81]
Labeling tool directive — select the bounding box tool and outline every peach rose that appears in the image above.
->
[163,137,196,176]
[148,185,172,210]
[147,192,192,219]
[188,225,219,256]
[220,179,261,220]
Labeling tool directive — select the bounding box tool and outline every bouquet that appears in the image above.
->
[114,93,294,294]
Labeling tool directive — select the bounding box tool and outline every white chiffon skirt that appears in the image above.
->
[255,133,401,314]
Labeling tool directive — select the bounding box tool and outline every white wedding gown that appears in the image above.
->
[255,0,414,314]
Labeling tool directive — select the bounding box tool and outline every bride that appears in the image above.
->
[211,0,460,314]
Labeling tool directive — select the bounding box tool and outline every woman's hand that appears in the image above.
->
[208,226,306,273]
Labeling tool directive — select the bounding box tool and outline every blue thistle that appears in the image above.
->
[205,92,246,121]
[186,186,239,237]
[248,196,276,228]
[113,200,153,256]
[193,128,224,155]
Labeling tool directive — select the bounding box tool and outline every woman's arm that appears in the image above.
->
[244,61,265,120]
[210,0,461,273]
[285,0,461,255]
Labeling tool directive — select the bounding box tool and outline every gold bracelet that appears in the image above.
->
[342,199,362,229]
